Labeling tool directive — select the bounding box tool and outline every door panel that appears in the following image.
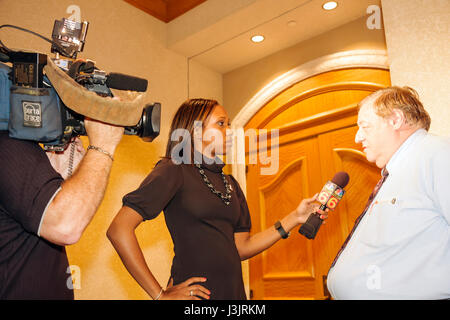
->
[260,157,313,277]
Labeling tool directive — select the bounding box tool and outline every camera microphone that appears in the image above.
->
[106,73,148,92]
[299,171,350,239]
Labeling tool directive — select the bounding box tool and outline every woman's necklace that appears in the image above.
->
[195,164,232,205]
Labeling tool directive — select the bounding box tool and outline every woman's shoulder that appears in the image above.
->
[150,157,185,176]
[154,157,191,171]
[138,157,185,185]
[154,157,174,167]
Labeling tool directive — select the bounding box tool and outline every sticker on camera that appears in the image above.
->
[22,101,42,127]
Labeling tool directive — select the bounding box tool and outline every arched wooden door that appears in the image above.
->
[245,68,391,299]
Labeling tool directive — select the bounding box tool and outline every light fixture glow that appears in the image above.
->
[251,35,265,43]
[322,1,338,10]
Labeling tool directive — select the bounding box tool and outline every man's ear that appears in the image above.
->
[389,109,406,130]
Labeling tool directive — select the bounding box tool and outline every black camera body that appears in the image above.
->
[0,18,160,151]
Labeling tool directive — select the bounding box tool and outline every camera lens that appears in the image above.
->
[124,102,161,142]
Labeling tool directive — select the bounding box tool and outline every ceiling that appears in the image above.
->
[127,0,382,74]
[124,0,208,22]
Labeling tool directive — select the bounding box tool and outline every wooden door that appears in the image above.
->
[245,68,390,299]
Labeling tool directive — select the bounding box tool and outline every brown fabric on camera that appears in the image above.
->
[44,56,147,126]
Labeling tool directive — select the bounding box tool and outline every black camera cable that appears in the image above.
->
[0,24,72,59]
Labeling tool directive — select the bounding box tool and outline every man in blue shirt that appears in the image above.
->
[327,86,450,299]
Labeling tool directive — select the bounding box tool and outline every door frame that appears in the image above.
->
[229,49,389,298]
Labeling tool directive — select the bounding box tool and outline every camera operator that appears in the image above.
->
[0,118,123,299]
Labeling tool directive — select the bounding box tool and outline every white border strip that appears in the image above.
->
[37,187,62,237]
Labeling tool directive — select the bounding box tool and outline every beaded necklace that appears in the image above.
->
[195,164,232,205]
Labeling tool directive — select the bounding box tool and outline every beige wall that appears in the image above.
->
[381,0,450,136]
[189,58,223,100]
[223,16,387,121]
[0,0,221,299]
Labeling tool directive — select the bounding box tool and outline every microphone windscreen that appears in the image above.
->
[106,73,148,92]
[332,171,350,188]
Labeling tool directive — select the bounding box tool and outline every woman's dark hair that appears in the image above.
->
[165,98,219,162]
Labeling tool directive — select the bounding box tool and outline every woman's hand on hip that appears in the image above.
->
[159,277,211,300]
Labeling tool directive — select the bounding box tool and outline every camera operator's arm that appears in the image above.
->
[39,118,124,246]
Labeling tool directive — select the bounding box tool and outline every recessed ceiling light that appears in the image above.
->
[322,1,338,10]
[251,35,265,43]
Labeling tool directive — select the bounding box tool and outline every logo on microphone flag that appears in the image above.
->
[317,181,345,209]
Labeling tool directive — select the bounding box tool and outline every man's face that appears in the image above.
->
[355,101,395,168]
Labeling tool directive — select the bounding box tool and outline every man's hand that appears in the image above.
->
[46,138,85,179]
[84,118,124,156]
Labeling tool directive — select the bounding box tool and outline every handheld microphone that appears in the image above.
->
[299,171,350,239]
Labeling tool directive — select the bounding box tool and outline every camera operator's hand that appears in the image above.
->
[46,137,85,179]
[84,118,124,156]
